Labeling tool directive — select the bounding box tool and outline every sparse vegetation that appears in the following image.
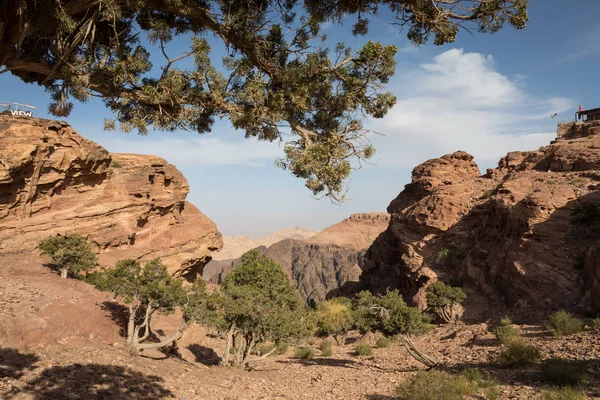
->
[570,202,600,228]
[543,387,589,400]
[295,347,315,360]
[497,341,541,367]
[547,310,583,337]
[253,343,275,356]
[319,340,333,357]
[541,358,588,387]
[275,342,289,355]
[111,160,123,168]
[592,317,600,330]
[396,369,497,400]
[493,325,520,345]
[315,297,354,345]
[425,281,466,323]
[376,337,391,348]
[39,234,97,279]
[353,342,373,357]
[500,317,513,326]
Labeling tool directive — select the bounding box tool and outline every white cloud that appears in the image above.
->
[368,48,574,170]
[102,135,283,167]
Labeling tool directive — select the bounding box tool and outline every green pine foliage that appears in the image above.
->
[2,1,528,201]
[39,234,97,278]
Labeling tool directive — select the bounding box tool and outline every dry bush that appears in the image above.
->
[319,340,333,357]
[493,325,520,345]
[376,337,391,348]
[396,369,496,400]
[294,347,314,360]
[543,387,589,400]
[541,359,588,387]
[497,341,541,367]
[547,311,583,336]
[354,342,373,357]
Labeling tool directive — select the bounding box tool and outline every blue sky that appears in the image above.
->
[2,0,599,237]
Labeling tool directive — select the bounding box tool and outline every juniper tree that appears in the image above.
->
[214,250,312,366]
[425,281,466,323]
[0,0,527,201]
[352,290,439,368]
[39,234,97,279]
[89,258,211,352]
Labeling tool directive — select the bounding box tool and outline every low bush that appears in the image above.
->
[493,325,520,345]
[354,342,373,357]
[425,281,466,323]
[591,317,600,330]
[497,341,541,367]
[294,347,314,360]
[547,311,583,336]
[275,342,289,355]
[396,369,492,400]
[376,337,391,348]
[500,317,513,326]
[541,358,588,387]
[319,340,333,357]
[543,387,589,400]
[111,160,123,168]
[253,343,275,356]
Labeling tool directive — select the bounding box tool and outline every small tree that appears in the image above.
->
[214,250,312,367]
[353,290,438,368]
[39,234,97,278]
[315,297,354,345]
[426,281,466,323]
[89,258,209,353]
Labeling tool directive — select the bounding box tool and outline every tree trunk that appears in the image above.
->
[60,267,68,279]
[242,347,277,366]
[241,333,256,365]
[398,334,440,368]
[135,320,188,351]
[221,324,236,366]
[126,304,138,345]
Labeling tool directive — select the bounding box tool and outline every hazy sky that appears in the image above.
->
[2,1,600,237]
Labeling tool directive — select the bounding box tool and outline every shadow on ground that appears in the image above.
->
[14,363,174,399]
[277,357,359,369]
[0,348,39,379]
[187,344,221,366]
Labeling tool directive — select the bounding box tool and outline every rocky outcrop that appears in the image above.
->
[211,227,317,261]
[361,121,600,316]
[204,213,388,302]
[308,213,390,250]
[0,116,222,279]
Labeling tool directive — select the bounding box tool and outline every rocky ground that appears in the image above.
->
[1,254,599,399]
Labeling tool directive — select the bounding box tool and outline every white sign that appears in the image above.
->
[10,110,33,117]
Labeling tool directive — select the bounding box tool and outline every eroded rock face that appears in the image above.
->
[206,240,362,303]
[361,121,600,316]
[0,116,222,279]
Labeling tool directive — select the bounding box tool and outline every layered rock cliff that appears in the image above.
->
[205,213,388,302]
[360,121,600,316]
[0,116,222,279]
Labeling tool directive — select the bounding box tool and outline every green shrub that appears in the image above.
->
[295,347,314,360]
[543,387,589,400]
[493,325,520,345]
[111,160,123,168]
[354,342,373,357]
[353,290,427,336]
[376,337,391,348]
[253,343,275,355]
[592,318,600,330]
[547,310,583,336]
[396,370,477,400]
[570,202,600,227]
[500,317,513,326]
[541,359,588,387]
[275,342,289,355]
[425,281,466,323]
[39,234,97,279]
[319,340,333,357]
[315,297,354,344]
[497,341,541,367]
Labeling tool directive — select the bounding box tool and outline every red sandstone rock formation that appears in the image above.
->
[0,116,222,279]
[361,121,600,316]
